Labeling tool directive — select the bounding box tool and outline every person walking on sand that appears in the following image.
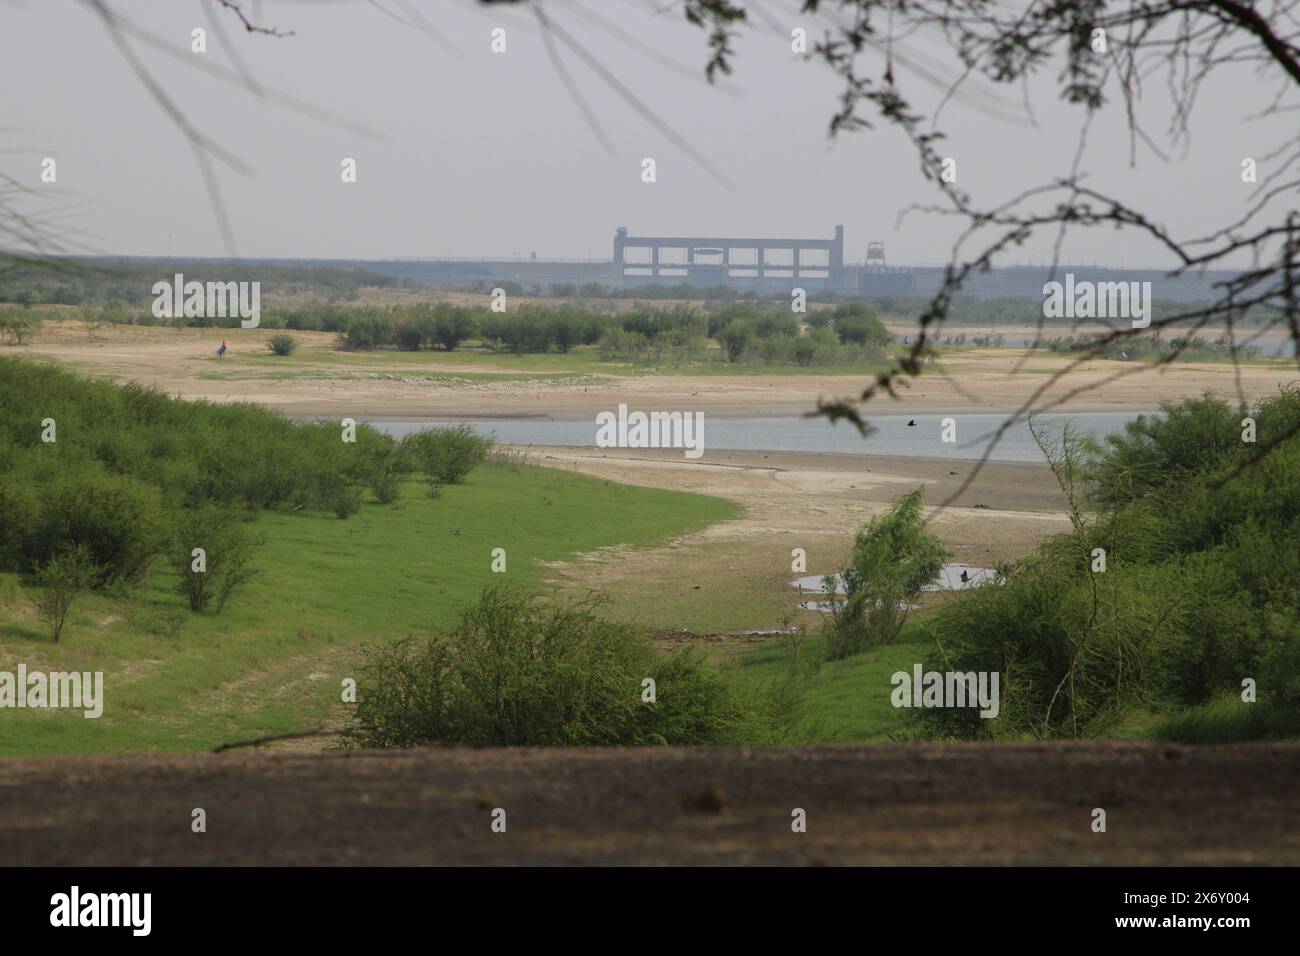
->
[217,339,228,359]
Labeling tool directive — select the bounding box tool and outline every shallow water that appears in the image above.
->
[925,564,998,591]
[791,563,996,612]
[374,412,1144,463]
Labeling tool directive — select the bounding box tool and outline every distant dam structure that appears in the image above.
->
[613,225,850,293]
[159,225,1238,303]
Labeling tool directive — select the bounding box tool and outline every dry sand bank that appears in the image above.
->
[529,446,1069,633]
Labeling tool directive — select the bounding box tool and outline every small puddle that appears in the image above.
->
[790,573,851,595]
[790,563,996,613]
[924,564,998,591]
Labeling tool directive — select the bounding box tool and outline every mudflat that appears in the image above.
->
[533,446,1070,633]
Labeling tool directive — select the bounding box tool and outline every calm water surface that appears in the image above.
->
[374,411,1147,463]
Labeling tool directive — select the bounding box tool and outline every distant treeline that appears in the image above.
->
[20,300,896,368]
[0,259,404,307]
[7,260,1281,332]
[338,301,892,368]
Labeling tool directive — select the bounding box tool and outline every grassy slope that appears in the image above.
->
[736,618,1300,745]
[0,465,740,756]
[733,621,934,743]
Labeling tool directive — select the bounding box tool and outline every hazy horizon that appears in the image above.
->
[2,1,1290,269]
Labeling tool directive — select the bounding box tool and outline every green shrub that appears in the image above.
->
[346,587,755,747]
[792,337,817,366]
[0,309,40,344]
[327,483,363,519]
[401,423,493,486]
[825,489,948,660]
[25,467,165,586]
[0,480,41,570]
[0,357,394,532]
[916,389,1300,740]
[30,546,93,643]
[167,506,260,613]
[1089,394,1241,507]
[833,306,890,346]
[432,307,476,351]
[716,319,753,362]
[340,313,393,350]
[370,454,406,504]
[393,321,424,351]
[598,326,650,361]
[546,312,586,353]
[751,311,800,338]
[266,333,299,356]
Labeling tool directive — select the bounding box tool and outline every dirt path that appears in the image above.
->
[3,743,1297,865]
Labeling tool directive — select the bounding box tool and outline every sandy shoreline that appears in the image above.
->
[125,355,1298,420]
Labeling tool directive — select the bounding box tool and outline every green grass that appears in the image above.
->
[733,620,934,742]
[1152,695,1300,743]
[733,621,1300,745]
[0,464,739,756]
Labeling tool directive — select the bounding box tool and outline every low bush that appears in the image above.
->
[346,587,757,747]
[15,466,165,586]
[401,424,493,486]
[327,483,363,519]
[824,489,947,660]
[167,506,260,613]
[369,453,406,504]
[0,308,41,344]
[31,546,93,643]
[266,333,299,356]
[833,304,890,346]
[340,313,393,350]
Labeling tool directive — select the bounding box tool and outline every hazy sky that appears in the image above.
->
[2,0,1291,267]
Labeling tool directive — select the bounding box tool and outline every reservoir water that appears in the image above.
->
[373,411,1146,463]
